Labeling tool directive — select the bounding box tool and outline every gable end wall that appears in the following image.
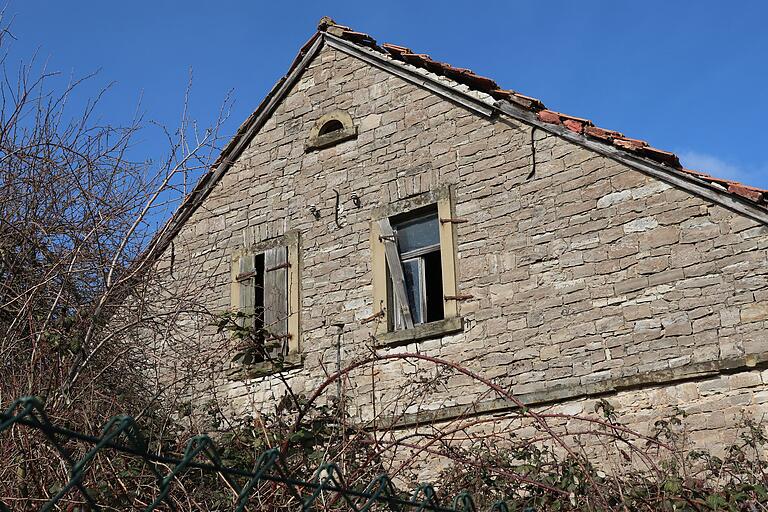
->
[158,44,768,448]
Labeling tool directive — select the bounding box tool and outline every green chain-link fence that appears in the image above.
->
[1,397,517,511]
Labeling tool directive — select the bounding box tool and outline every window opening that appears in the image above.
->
[318,119,344,136]
[235,253,265,363]
[253,253,265,338]
[306,110,357,151]
[234,246,289,364]
[384,206,445,330]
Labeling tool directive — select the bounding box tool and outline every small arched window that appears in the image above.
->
[319,119,344,136]
[307,110,357,151]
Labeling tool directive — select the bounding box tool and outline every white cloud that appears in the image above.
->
[676,150,768,189]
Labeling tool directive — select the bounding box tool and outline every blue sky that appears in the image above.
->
[9,0,768,188]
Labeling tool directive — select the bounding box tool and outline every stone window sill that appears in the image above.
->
[374,316,464,348]
[305,126,357,151]
[227,352,303,380]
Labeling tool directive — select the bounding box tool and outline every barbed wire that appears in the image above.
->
[1,396,516,512]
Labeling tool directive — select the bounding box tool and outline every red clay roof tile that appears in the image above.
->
[341,30,376,46]
[563,119,585,134]
[638,147,680,168]
[381,43,411,53]
[509,92,545,110]
[584,126,624,141]
[728,184,764,202]
[560,113,592,125]
[537,110,562,124]
[613,138,648,151]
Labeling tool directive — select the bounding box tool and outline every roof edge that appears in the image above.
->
[494,99,768,226]
[144,19,768,268]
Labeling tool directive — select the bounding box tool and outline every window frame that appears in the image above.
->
[370,185,461,345]
[388,206,444,329]
[229,231,301,376]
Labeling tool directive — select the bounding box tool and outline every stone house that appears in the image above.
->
[149,17,768,455]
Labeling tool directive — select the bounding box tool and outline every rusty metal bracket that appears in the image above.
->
[440,218,468,224]
[266,262,291,272]
[235,271,255,282]
[378,235,396,242]
[360,310,386,324]
[444,294,474,301]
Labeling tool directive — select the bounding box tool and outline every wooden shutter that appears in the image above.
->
[437,187,459,319]
[264,245,289,356]
[377,218,414,329]
[238,254,255,330]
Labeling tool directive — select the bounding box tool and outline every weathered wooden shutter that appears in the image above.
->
[238,254,255,330]
[264,245,289,356]
[377,218,414,329]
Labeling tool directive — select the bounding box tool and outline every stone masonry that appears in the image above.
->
[151,39,768,461]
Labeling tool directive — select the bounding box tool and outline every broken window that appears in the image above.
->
[230,233,301,373]
[370,186,461,342]
[379,206,445,330]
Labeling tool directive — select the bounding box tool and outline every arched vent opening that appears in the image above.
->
[307,110,358,151]
[319,119,344,136]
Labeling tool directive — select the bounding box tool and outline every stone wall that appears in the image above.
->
[382,366,768,484]
[154,43,768,446]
